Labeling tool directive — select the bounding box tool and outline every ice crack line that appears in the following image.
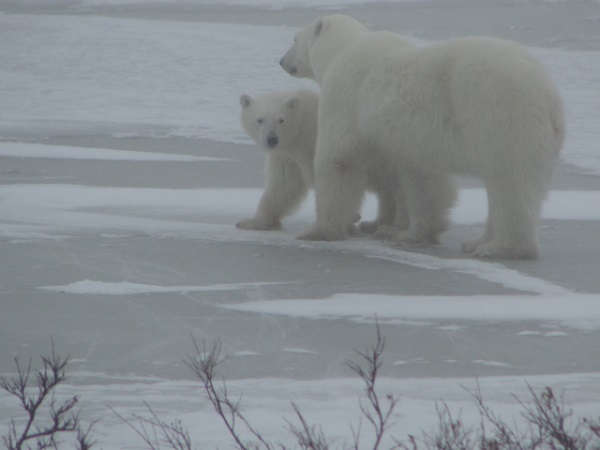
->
[361,245,572,295]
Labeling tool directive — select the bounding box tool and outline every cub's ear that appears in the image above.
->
[286,97,300,110]
[240,94,252,109]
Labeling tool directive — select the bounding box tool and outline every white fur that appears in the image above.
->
[280,15,564,259]
[237,89,456,243]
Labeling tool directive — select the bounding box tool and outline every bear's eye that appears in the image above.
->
[278,118,285,124]
[256,118,264,124]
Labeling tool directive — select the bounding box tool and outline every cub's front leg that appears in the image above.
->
[237,153,308,231]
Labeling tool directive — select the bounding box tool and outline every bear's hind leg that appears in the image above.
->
[470,179,542,259]
[360,184,404,234]
[382,170,456,245]
[461,187,495,254]
[360,160,408,234]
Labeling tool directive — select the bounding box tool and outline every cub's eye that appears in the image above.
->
[256,118,264,124]
[278,118,285,124]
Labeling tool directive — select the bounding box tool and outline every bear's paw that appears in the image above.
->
[297,226,347,241]
[236,218,282,231]
[472,242,540,260]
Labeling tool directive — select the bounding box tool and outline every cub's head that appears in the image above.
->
[240,92,302,151]
[279,14,367,82]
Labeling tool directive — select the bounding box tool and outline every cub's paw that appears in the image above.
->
[236,218,281,231]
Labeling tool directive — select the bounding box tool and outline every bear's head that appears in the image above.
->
[240,92,302,151]
[280,14,367,83]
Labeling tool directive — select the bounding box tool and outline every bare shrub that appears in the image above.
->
[111,402,194,450]
[122,325,600,450]
[186,338,278,450]
[0,343,94,450]
[9,329,599,450]
[345,323,400,450]
[120,324,401,450]
[402,382,600,450]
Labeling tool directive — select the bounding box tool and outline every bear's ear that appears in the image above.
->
[286,97,300,110]
[240,94,252,109]
[314,18,328,36]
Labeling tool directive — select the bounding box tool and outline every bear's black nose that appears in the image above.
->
[267,136,278,148]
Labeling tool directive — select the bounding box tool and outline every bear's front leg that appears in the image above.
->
[298,153,367,241]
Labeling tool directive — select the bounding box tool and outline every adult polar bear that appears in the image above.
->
[280,15,564,259]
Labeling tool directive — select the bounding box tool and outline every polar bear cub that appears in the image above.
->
[237,89,456,244]
[236,90,318,231]
[280,15,564,259]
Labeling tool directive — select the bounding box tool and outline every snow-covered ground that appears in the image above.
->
[1,0,600,448]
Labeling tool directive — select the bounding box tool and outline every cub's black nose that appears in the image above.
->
[267,135,278,148]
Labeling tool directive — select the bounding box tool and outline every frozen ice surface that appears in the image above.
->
[0,142,230,162]
[1,0,600,448]
[2,1,600,173]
